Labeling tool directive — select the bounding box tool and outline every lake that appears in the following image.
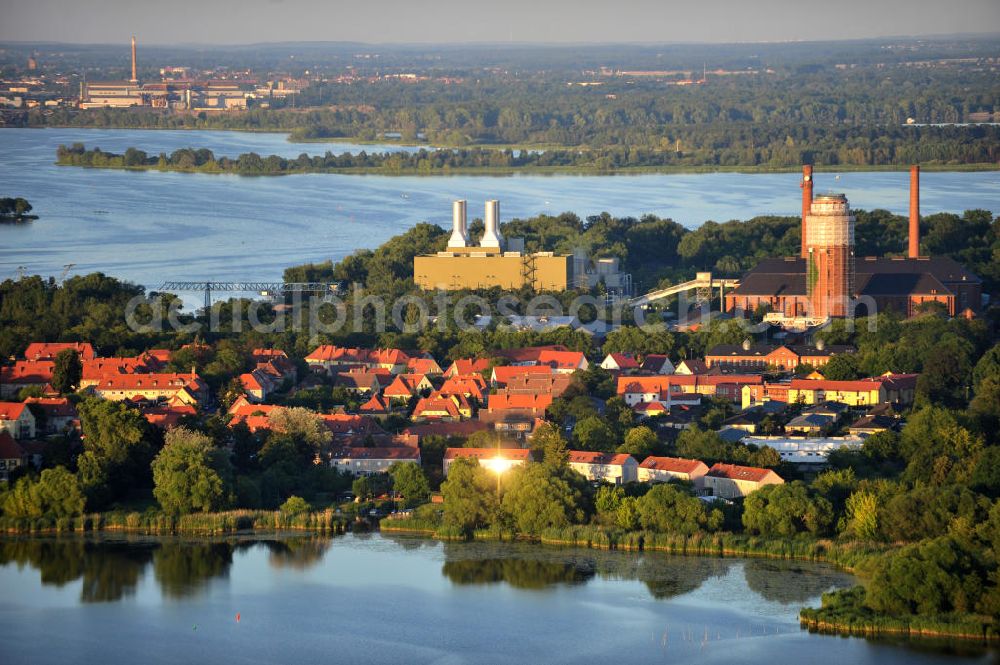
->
[1,127,998,299]
[0,533,989,665]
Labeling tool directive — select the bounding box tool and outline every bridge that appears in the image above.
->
[156,281,343,309]
[629,272,740,308]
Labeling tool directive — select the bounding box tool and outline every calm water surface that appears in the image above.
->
[2,127,998,296]
[0,533,991,664]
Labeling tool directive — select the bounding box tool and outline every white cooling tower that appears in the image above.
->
[447,199,468,248]
[480,199,504,249]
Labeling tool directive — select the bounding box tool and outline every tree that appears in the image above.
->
[389,462,431,507]
[2,466,85,519]
[618,426,658,459]
[636,483,722,534]
[530,422,568,468]
[844,490,879,540]
[77,398,154,507]
[440,457,495,534]
[742,482,834,536]
[818,353,860,381]
[866,536,991,615]
[267,407,332,453]
[574,415,616,452]
[280,495,311,515]
[501,463,585,535]
[152,428,233,515]
[51,349,82,394]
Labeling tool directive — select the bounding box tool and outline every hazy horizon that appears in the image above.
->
[2,0,999,45]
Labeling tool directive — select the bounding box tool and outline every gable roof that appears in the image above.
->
[24,342,97,361]
[0,431,25,459]
[0,402,29,421]
[333,446,420,461]
[446,358,491,377]
[707,462,780,483]
[492,365,554,385]
[443,447,532,461]
[567,451,634,466]
[638,456,706,474]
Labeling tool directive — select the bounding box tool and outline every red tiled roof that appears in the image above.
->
[407,358,442,375]
[23,397,76,418]
[359,393,390,413]
[492,365,553,385]
[443,447,531,461]
[0,402,29,421]
[0,431,25,460]
[446,358,491,377]
[332,447,420,461]
[0,360,55,385]
[567,451,634,465]
[633,400,668,414]
[707,463,779,483]
[487,393,552,411]
[639,456,706,473]
[605,353,639,369]
[24,342,96,361]
[93,372,205,392]
[403,420,490,439]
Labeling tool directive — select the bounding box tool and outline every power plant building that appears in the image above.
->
[725,165,982,320]
[414,200,573,292]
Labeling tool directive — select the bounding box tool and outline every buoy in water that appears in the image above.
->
[236,613,241,623]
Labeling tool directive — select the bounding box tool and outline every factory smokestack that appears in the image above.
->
[481,200,504,249]
[448,200,468,248]
[130,36,138,83]
[909,165,920,258]
[801,164,813,258]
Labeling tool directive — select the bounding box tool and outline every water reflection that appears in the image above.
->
[742,559,844,605]
[264,537,332,570]
[153,542,233,599]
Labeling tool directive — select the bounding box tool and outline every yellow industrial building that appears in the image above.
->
[413,200,573,292]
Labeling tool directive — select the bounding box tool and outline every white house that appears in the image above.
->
[329,447,421,476]
[442,447,531,477]
[0,402,36,440]
[637,456,708,485]
[567,451,638,485]
[702,463,784,499]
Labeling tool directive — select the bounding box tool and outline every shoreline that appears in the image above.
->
[380,522,998,645]
[54,160,1000,178]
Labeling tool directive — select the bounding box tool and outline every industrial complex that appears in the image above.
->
[723,165,982,323]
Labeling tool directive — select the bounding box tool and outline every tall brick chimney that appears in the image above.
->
[908,165,920,258]
[130,36,138,83]
[801,165,813,258]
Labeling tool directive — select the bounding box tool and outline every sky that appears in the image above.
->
[0,0,998,44]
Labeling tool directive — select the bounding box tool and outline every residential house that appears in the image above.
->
[335,370,384,395]
[637,456,709,485]
[0,402,36,439]
[848,414,898,436]
[88,372,207,405]
[632,400,669,420]
[23,342,97,361]
[402,420,491,444]
[0,360,55,397]
[444,358,491,378]
[567,451,638,484]
[438,375,489,403]
[0,432,26,482]
[674,359,708,375]
[442,447,531,477]
[702,463,784,498]
[491,365,554,388]
[785,413,836,435]
[412,393,472,421]
[143,404,197,429]
[494,346,589,374]
[600,353,640,373]
[407,357,443,377]
[329,447,421,476]
[705,343,854,372]
[639,354,675,375]
[383,373,433,403]
[23,397,78,435]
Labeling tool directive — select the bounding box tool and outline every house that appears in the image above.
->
[639,354,675,375]
[402,420,491,444]
[438,375,489,403]
[705,343,854,372]
[307,346,409,375]
[412,393,471,421]
[617,374,762,406]
[482,393,552,419]
[24,342,97,361]
[444,358,491,378]
[848,414,898,436]
[88,372,207,405]
[329,447,421,476]
[567,451,638,485]
[501,373,572,398]
[0,431,26,482]
[494,346,589,373]
[359,393,392,418]
[240,368,276,403]
[632,400,669,419]
[702,463,783,498]
[0,402,37,440]
[442,447,531,476]
[81,356,156,381]
[491,365,554,388]
[407,357,443,377]
[335,370,383,395]
[600,353,639,372]
[383,373,433,402]
[23,397,78,435]
[142,404,197,429]
[674,359,708,375]
[637,456,709,485]
[0,360,55,397]
[785,413,836,435]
